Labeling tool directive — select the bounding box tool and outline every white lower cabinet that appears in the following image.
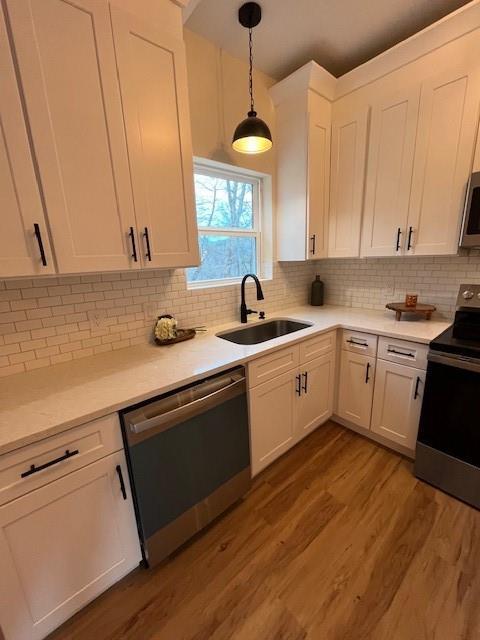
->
[371,360,426,450]
[0,450,141,640]
[336,334,428,454]
[249,369,298,476]
[337,350,376,429]
[296,353,335,441]
[249,338,336,476]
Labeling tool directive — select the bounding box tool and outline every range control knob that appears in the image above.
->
[463,290,474,300]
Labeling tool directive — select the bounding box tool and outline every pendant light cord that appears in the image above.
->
[248,27,255,114]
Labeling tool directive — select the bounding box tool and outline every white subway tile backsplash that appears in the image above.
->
[316,252,480,319]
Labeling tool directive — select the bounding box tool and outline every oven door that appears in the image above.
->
[415,351,480,508]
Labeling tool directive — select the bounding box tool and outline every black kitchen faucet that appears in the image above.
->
[240,274,264,323]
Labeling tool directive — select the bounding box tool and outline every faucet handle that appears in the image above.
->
[259,311,265,320]
[247,309,258,316]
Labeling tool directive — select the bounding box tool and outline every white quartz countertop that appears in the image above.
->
[0,305,450,456]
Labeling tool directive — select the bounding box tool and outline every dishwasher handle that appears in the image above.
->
[129,376,246,436]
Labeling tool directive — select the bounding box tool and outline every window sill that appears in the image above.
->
[186,276,272,291]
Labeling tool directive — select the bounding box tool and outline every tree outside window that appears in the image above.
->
[186,165,261,285]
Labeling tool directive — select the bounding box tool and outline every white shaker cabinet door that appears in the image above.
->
[5,0,138,274]
[306,94,331,259]
[407,67,480,256]
[0,10,54,277]
[337,350,376,429]
[249,370,298,476]
[0,451,141,640]
[296,352,335,441]
[329,106,369,258]
[371,360,426,450]
[110,7,200,269]
[361,87,420,257]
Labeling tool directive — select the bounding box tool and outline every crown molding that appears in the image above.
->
[269,61,336,105]
[270,0,480,104]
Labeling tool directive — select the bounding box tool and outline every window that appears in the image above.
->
[186,162,263,286]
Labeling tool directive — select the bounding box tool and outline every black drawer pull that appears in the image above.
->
[302,371,308,393]
[144,227,152,261]
[21,449,79,478]
[33,223,47,266]
[365,362,371,384]
[395,227,402,252]
[407,226,414,251]
[387,348,415,358]
[129,226,138,262]
[347,339,368,347]
[295,374,302,396]
[116,464,127,500]
[414,376,421,400]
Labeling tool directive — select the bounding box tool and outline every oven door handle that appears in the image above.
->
[129,377,246,435]
[428,351,480,373]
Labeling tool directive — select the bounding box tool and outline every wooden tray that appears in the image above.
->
[386,302,436,321]
[154,328,196,346]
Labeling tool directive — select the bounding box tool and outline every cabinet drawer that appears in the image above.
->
[378,336,428,370]
[299,330,336,363]
[0,414,123,506]
[248,345,300,388]
[342,330,378,356]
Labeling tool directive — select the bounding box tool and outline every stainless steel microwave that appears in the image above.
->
[460,172,480,247]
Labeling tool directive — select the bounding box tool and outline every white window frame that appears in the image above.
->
[187,159,265,289]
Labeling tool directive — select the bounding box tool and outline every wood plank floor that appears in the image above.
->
[48,422,480,640]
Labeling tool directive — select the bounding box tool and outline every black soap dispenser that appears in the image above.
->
[310,275,324,306]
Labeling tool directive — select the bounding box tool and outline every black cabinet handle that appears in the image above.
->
[347,339,368,347]
[414,376,421,400]
[116,464,127,500]
[129,226,138,262]
[365,362,371,384]
[21,449,79,478]
[295,374,302,396]
[33,223,47,266]
[407,226,414,251]
[310,234,316,255]
[144,227,152,261]
[395,227,402,252]
[387,348,415,358]
[302,371,308,393]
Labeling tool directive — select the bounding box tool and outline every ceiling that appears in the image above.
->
[185,0,473,79]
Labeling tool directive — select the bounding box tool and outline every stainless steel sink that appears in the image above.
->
[216,318,313,345]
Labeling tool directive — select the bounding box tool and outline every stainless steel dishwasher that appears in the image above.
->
[120,366,250,567]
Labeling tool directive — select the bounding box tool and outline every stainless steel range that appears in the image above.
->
[415,284,480,509]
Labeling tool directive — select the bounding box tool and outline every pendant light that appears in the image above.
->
[232,2,272,154]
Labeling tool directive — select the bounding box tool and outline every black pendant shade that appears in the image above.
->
[232,110,272,154]
[232,3,272,154]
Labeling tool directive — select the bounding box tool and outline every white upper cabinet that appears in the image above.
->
[361,87,420,257]
[0,9,54,277]
[110,7,200,268]
[329,106,369,257]
[272,63,334,261]
[5,0,139,274]
[407,66,480,256]
[307,92,331,260]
